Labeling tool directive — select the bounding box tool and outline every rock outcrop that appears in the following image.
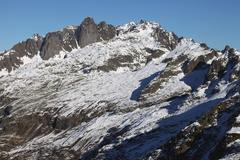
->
[0,17,117,69]
[153,27,179,50]
[97,21,116,41]
[40,27,78,60]
[0,35,43,72]
[76,17,100,48]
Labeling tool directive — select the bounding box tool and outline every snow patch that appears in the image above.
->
[228,127,240,134]
[0,68,8,77]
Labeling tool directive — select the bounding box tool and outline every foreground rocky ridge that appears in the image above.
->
[0,18,240,160]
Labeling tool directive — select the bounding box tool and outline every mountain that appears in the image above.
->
[0,17,240,160]
[0,17,116,72]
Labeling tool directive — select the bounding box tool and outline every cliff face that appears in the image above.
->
[0,18,240,160]
[0,34,43,72]
[0,17,117,69]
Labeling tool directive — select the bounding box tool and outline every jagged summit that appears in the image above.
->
[0,18,240,160]
[0,17,179,74]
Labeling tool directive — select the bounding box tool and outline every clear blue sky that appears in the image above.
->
[0,0,239,51]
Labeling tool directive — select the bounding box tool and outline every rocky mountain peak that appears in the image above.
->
[31,33,43,41]
[0,18,179,73]
[97,21,116,41]
[76,17,100,47]
[0,17,117,67]
[82,16,95,25]
[0,18,240,159]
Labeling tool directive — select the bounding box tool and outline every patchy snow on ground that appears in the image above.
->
[235,114,240,123]
[220,153,240,160]
[1,21,239,160]
[166,39,211,60]
[0,68,8,77]
[228,127,240,134]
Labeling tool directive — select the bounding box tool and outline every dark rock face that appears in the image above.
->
[0,17,117,70]
[40,32,65,60]
[3,106,12,117]
[222,45,231,53]
[61,28,79,52]
[41,17,117,60]
[182,50,217,74]
[207,59,226,81]
[97,55,134,72]
[207,48,240,82]
[40,27,78,60]
[153,27,179,50]
[0,35,43,72]
[13,35,42,57]
[200,43,210,50]
[145,48,166,64]
[98,21,116,41]
[147,96,240,160]
[76,17,100,48]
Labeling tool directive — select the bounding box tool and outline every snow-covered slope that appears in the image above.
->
[0,19,240,160]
